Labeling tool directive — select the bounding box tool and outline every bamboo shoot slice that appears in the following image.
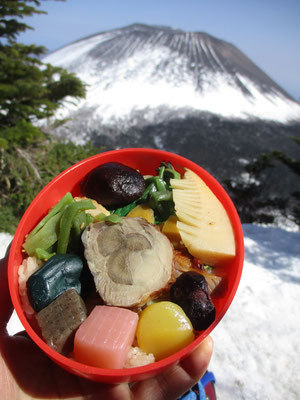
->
[171,168,236,265]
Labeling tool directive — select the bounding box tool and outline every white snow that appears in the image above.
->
[44,31,118,71]
[1,223,299,399]
[210,224,300,400]
[42,34,300,140]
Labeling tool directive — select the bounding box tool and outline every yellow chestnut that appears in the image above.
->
[136,301,195,360]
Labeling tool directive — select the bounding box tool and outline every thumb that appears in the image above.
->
[132,335,213,400]
[0,251,14,331]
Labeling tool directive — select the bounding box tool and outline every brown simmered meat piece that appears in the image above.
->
[82,217,174,308]
[36,289,87,355]
[170,271,215,331]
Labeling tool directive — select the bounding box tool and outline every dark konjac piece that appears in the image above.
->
[170,271,216,331]
[36,289,87,354]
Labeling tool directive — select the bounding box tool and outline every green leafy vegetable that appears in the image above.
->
[23,208,65,256]
[35,248,56,261]
[26,192,73,241]
[57,199,96,254]
[112,162,181,224]
[146,162,181,223]
[113,199,141,217]
[72,210,93,236]
[94,213,123,224]
[204,265,214,272]
[23,194,96,257]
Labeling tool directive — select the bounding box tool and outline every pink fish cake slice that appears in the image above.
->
[74,305,138,369]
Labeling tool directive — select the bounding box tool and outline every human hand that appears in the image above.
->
[0,253,213,400]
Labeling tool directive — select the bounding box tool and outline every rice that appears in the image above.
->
[124,347,155,368]
[18,256,42,317]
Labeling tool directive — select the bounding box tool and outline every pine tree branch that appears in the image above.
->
[16,147,42,183]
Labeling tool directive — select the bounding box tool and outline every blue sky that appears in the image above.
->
[19,0,300,100]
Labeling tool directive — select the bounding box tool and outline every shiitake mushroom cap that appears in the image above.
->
[170,271,216,331]
[81,162,146,207]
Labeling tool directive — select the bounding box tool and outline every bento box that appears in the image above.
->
[8,148,244,383]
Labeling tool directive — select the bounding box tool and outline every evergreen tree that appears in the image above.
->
[0,0,86,147]
[224,136,300,226]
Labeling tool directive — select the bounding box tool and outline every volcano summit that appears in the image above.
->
[43,23,300,143]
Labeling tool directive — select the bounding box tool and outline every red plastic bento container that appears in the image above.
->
[8,148,244,383]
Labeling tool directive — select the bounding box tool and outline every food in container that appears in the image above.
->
[8,149,244,383]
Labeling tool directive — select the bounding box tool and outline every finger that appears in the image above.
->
[179,335,214,381]
[77,378,133,400]
[0,255,14,331]
[132,335,213,400]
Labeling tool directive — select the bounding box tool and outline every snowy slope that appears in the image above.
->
[43,23,300,139]
[210,224,300,400]
[2,223,300,400]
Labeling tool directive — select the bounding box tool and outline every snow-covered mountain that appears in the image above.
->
[43,23,300,143]
[42,24,300,228]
